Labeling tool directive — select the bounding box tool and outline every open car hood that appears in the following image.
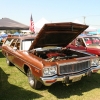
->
[29,22,88,50]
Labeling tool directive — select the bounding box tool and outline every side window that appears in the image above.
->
[76,38,85,46]
[10,39,17,48]
[15,39,20,50]
[84,38,92,45]
[4,38,13,46]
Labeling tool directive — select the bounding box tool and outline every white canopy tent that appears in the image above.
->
[34,18,50,33]
[73,19,83,24]
[85,26,97,32]
[73,19,97,32]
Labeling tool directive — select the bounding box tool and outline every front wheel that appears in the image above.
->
[27,69,42,89]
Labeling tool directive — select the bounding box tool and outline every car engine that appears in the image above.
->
[30,47,88,62]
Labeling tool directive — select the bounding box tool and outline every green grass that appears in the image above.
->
[0,50,100,100]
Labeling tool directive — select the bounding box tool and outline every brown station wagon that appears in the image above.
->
[2,22,100,89]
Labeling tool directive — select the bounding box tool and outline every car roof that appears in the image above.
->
[7,34,36,40]
[77,35,99,38]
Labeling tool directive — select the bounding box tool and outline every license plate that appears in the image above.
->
[72,75,82,82]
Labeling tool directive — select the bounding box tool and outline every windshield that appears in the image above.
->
[83,37,100,46]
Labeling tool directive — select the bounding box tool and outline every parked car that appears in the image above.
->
[2,22,100,89]
[67,35,100,56]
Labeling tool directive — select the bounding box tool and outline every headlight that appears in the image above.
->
[91,58,99,66]
[43,66,57,76]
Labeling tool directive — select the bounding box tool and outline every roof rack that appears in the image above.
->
[7,34,35,37]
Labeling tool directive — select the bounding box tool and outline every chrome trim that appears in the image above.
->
[59,59,90,66]
[43,65,57,77]
[58,59,90,75]
[2,49,41,71]
[40,69,91,86]
[91,66,100,72]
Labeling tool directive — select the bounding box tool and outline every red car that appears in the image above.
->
[67,35,100,56]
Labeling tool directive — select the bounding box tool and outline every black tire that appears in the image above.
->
[27,69,42,89]
[6,58,14,66]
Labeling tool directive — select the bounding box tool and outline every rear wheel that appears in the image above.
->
[27,69,42,89]
[6,58,14,66]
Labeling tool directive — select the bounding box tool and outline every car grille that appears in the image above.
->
[59,60,90,75]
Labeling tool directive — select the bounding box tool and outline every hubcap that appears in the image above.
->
[6,59,9,64]
[28,70,34,86]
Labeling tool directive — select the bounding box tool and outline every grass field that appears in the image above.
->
[0,50,100,100]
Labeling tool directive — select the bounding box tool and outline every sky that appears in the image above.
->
[0,0,100,29]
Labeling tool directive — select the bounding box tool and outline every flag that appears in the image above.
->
[29,14,35,33]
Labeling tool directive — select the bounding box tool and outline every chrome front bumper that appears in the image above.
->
[41,66,100,86]
[40,69,91,86]
[40,66,100,86]
[91,65,100,73]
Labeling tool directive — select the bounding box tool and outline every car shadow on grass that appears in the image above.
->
[41,72,100,99]
[0,50,4,58]
[0,67,43,100]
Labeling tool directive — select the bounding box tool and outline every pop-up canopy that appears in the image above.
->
[0,18,29,30]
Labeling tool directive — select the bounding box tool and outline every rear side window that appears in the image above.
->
[10,39,18,48]
[4,38,13,46]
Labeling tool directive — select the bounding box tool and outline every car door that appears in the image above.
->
[12,39,34,70]
[11,39,25,69]
[5,38,18,62]
[7,38,19,64]
[2,38,15,62]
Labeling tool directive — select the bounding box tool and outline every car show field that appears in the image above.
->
[2,22,100,90]
[1,21,100,99]
[1,0,100,100]
[0,50,100,100]
[1,22,100,100]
